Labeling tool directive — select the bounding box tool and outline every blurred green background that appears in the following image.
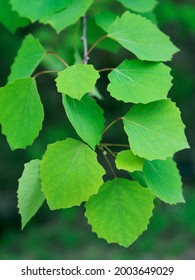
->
[0,0,195,259]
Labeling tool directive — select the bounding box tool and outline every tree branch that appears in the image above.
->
[81,14,89,64]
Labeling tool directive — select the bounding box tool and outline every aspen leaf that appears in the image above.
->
[40,138,105,210]
[123,100,189,160]
[117,0,158,13]
[108,11,179,61]
[85,179,154,247]
[0,0,29,33]
[8,34,45,83]
[63,94,105,150]
[10,0,68,22]
[18,160,45,229]
[0,78,44,150]
[40,0,93,33]
[143,158,185,204]
[56,64,100,100]
[115,150,144,172]
[107,59,172,104]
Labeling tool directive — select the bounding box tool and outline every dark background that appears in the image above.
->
[0,0,195,259]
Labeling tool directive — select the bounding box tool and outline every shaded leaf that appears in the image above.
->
[18,160,45,229]
[85,178,154,247]
[40,138,105,210]
[107,59,172,104]
[10,0,68,22]
[108,11,179,61]
[95,11,118,32]
[56,64,100,100]
[40,0,93,33]
[117,0,157,13]
[0,0,29,33]
[63,94,105,150]
[123,99,189,160]
[115,150,144,172]
[143,158,185,204]
[0,78,44,150]
[8,34,45,83]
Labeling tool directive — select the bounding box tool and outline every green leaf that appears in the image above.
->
[143,158,185,204]
[10,0,69,22]
[40,138,105,210]
[117,0,158,13]
[18,160,45,229]
[0,78,44,150]
[0,0,29,33]
[108,11,179,61]
[123,99,189,160]
[55,64,100,100]
[115,150,144,172]
[130,171,148,188]
[95,11,118,32]
[8,34,45,83]
[63,94,105,150]
[85,178,154,247]
[40,0,93,33]
[107,59,172,104]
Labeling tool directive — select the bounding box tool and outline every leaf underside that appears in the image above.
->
[18,159,45,229]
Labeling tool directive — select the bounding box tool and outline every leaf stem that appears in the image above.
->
[103,116,123,135]
[33,70,58,79]
[101,145,117,158]
[47,51,69,68]
[82,34,108,63]
[99,68,114,73]
[101,143,130,148]
[81,14,89,64]
[99,146,117,178]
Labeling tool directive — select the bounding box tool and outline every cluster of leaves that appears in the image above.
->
[0,0,189,247]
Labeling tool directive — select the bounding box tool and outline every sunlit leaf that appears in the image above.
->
[56,64,100,100]
[123,99,189,160]
[108,11,179,61]
[40,138,105,210]
[85,178,154,247]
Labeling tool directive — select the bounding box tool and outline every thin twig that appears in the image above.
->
[103,116,123,135]
[33,70,58,79]
[99,147,117,178]
[82,34,108,64]
[81,15,89,64]
[101,145,117,158]
[47,51,69,68]
[101,143,130,148]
